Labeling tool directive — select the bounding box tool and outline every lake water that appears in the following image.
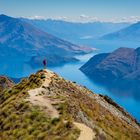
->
[0,40,140,122]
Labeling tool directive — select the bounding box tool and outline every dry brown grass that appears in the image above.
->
[1,70,140,140]
[48,73,140,140]
[0,71,80,140]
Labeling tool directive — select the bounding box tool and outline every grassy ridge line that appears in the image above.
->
[0,69,140,140]
[0,70,79,140]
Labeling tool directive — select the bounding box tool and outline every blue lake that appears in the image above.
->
[0,40,140,122]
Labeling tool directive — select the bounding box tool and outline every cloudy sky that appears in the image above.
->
[0,0,140,22]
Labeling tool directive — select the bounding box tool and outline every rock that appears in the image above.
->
[0,76,14,92]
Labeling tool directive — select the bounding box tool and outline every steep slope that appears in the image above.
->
[22,18,130,42]
[80,53,110,75]
[0,69,140,140]
[100,21,140,41]
[80,47,140,82]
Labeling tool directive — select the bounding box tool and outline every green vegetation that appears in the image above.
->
[0,71,79,140]
[48,74,140,140]
[0,70,140,140]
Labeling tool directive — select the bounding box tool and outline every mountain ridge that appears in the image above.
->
[22,18,130,42]
[100,21,140,41]
[0,14,92,55]
[0,69,140,139]
[0,14,92,67]
[80,47,140,82]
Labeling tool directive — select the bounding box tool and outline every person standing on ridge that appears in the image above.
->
[43,59,47,69]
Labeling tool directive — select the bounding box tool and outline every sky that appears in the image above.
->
[0,0,140,22]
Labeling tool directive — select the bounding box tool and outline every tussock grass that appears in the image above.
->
[0,71,79,140]
[48,73,140,140]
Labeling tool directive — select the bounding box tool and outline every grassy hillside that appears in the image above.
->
[0,70,140,140]
[0,71,79,140]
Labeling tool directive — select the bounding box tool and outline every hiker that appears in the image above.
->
[43,59,47,69]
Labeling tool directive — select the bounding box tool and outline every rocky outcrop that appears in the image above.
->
[0,76,14,92]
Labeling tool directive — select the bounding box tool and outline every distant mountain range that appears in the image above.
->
[80,47,140,83]
[22,18,130,42]
[0,14,92,66]
[100,21,140,41]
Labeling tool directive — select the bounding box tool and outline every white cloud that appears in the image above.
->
[22,14,140,23]
[80,14,89,19]
[126,16,140,22]
[79,14,98,22]
[107,16,140,23]
[78,14,140,23]
[55,16,68,20]
[26,15,46,20]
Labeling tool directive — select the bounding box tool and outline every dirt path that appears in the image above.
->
[27,69,95,140]
[74,122,95,140]
[27,69,59,118]
[28,88,59,118]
